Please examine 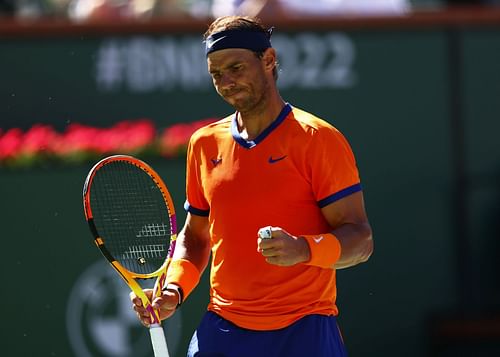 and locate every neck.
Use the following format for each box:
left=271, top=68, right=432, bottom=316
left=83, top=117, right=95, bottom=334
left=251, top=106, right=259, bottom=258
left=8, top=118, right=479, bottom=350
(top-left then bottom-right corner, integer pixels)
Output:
left=236, top=95, right=286, bottom=141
